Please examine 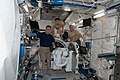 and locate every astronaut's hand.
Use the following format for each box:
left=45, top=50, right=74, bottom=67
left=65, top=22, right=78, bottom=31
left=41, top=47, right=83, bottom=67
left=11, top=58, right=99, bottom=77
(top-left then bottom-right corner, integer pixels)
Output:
left=53, top=45, right=56, bottom=49
left=68, top=37, right=73, bottom=42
